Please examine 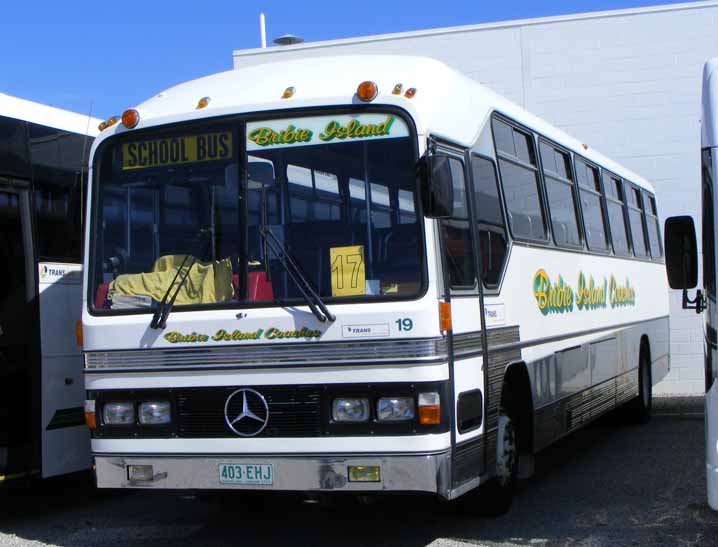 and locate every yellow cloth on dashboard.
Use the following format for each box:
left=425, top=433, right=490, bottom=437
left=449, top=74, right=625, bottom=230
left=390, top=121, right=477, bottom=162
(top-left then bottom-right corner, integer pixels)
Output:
left=108, top=255, right=233, bottom=305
